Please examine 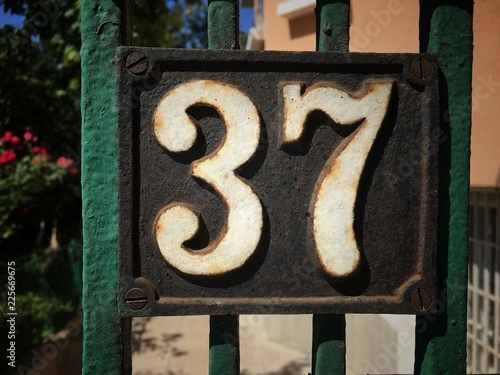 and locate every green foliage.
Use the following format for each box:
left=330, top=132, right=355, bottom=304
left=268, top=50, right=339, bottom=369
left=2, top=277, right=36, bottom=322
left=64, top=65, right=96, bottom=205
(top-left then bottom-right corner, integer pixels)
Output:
left=0, top=126, right=79, bottom=244
left=0, top=244, right=82, bottom=374
left=134, top=0, right=207, bottom=48
left=14, top=292, right=74, bottom=346
left=0, top=26, right=80, bottom=147
left=0, top=21, right=81, bottom=252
